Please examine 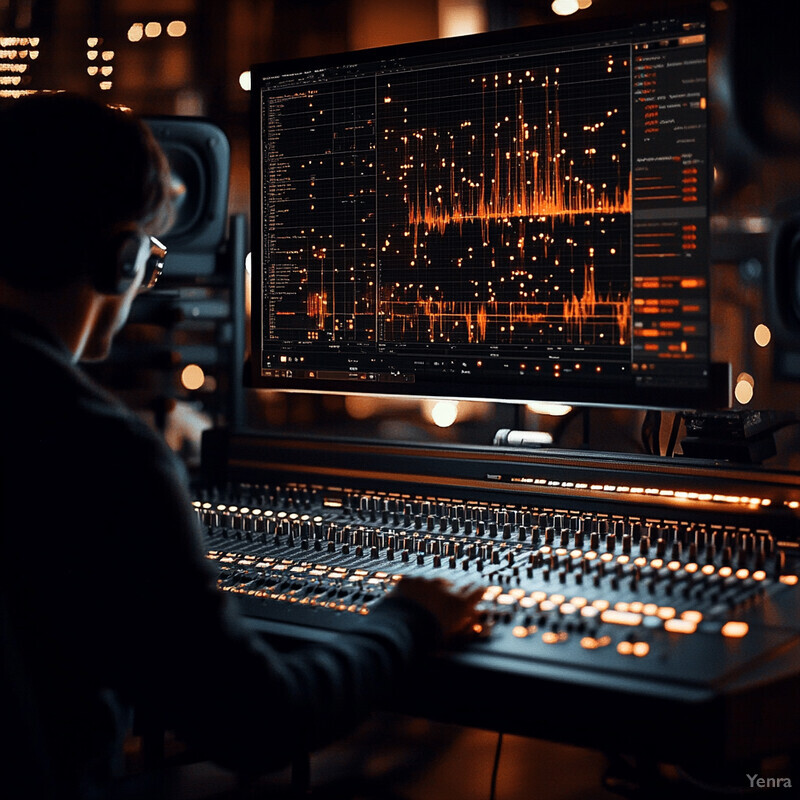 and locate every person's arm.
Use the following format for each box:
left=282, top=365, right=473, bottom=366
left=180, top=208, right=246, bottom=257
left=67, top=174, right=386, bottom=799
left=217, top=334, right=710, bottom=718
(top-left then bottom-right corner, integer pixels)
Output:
left=84, top=425, right=481, bottom=774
